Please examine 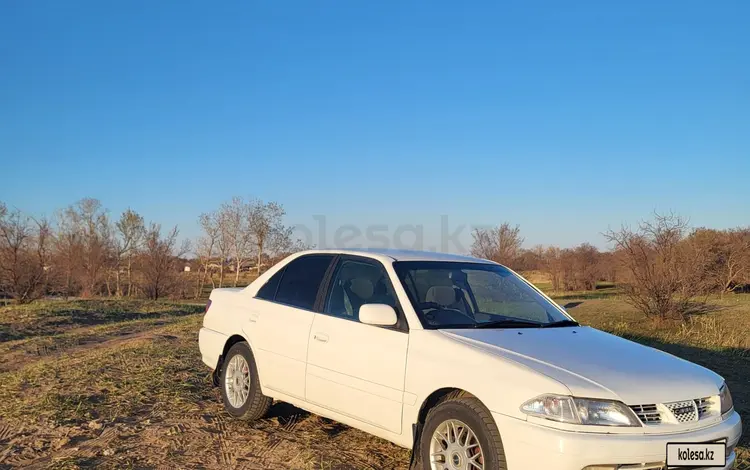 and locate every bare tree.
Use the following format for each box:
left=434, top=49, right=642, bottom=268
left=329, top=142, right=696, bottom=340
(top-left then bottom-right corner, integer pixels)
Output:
left=215, top=209, right=232, bottom=288
left=470, top=227, right=497, bottom=261
left=604, top=212, right=705, bottom=319
left=470, top=222, right=524, bottom=268
left=57, top=199, right=113, bottom=297
left=221, top=197, right=254, bottom=287
left=195, top=212, right=220, bottom=297
left=114, top=209, right=145, bottom=297
left=0, top=204, right=51, bottom=303
left=547, top=246, right=564, bottom=292
left=248, top=200, right=287, bottom=276
left=140, top=224, right=184, bottom=300
left=54, top=208, right=82, bottom=299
